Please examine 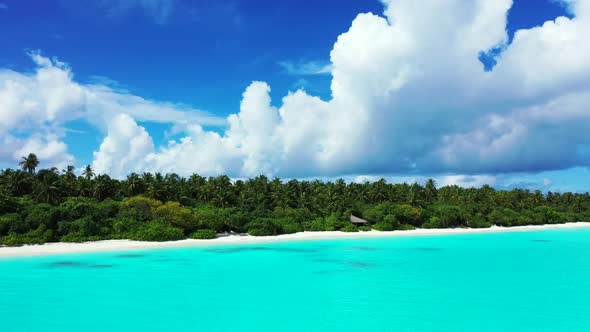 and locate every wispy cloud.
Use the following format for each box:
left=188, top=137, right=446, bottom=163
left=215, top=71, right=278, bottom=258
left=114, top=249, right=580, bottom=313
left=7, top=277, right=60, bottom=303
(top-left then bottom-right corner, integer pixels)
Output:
left=292, top=78, right=310, bottom=90
left=278, top=60, right=333, bottom=76
left=101, top=0, right=174, bottom=25
left=550, top=0, right=575, bottom=14
left=87, top=75, right=128, bottom=91
left=0, top=3, right=8, bottom=10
